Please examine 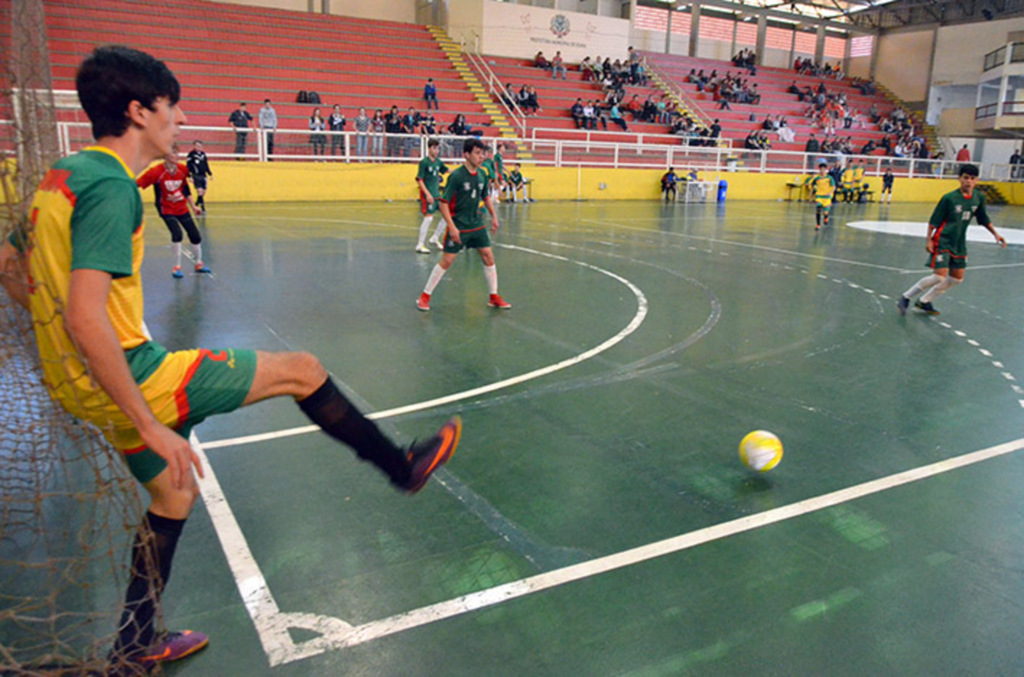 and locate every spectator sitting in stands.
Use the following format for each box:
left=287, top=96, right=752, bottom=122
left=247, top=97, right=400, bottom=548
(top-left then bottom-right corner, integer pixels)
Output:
left=778, top=123, right=795, bottom=145
left=788, top=81, right=801, bottom=96
left=571, top=98, right=585, bottom=128
left=551, top=51, right=567, bottom=80
left=860, top=139, right=876, bottom=155
left=518, top=85, right=533, bottom=114
left=535, top=51, right=550, bottom=70
left=420, top=113, right=437, bottom=136
left=626, top=95, right=643, bottom=121
left=525, top=85, right=541, bottom=114
left=448, top=113, right=478, bottom=138
left=641, top=96, right=657, bottom=123
left=609, top=103, right=628, bottom=131
left=581, top=56, right=594, bottom=81
left=582, top=100, right=597, bottom=129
